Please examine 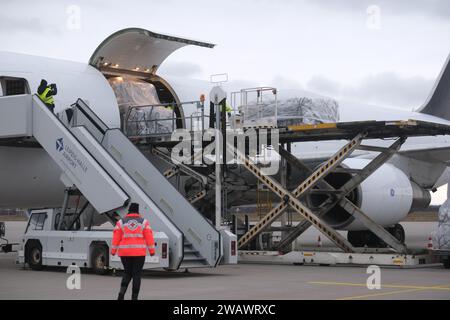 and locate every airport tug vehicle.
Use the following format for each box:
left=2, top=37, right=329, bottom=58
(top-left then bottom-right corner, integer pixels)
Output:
left=20, top=208, right=169, bottom=273
left=0, top=221, right=19, bottom=254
